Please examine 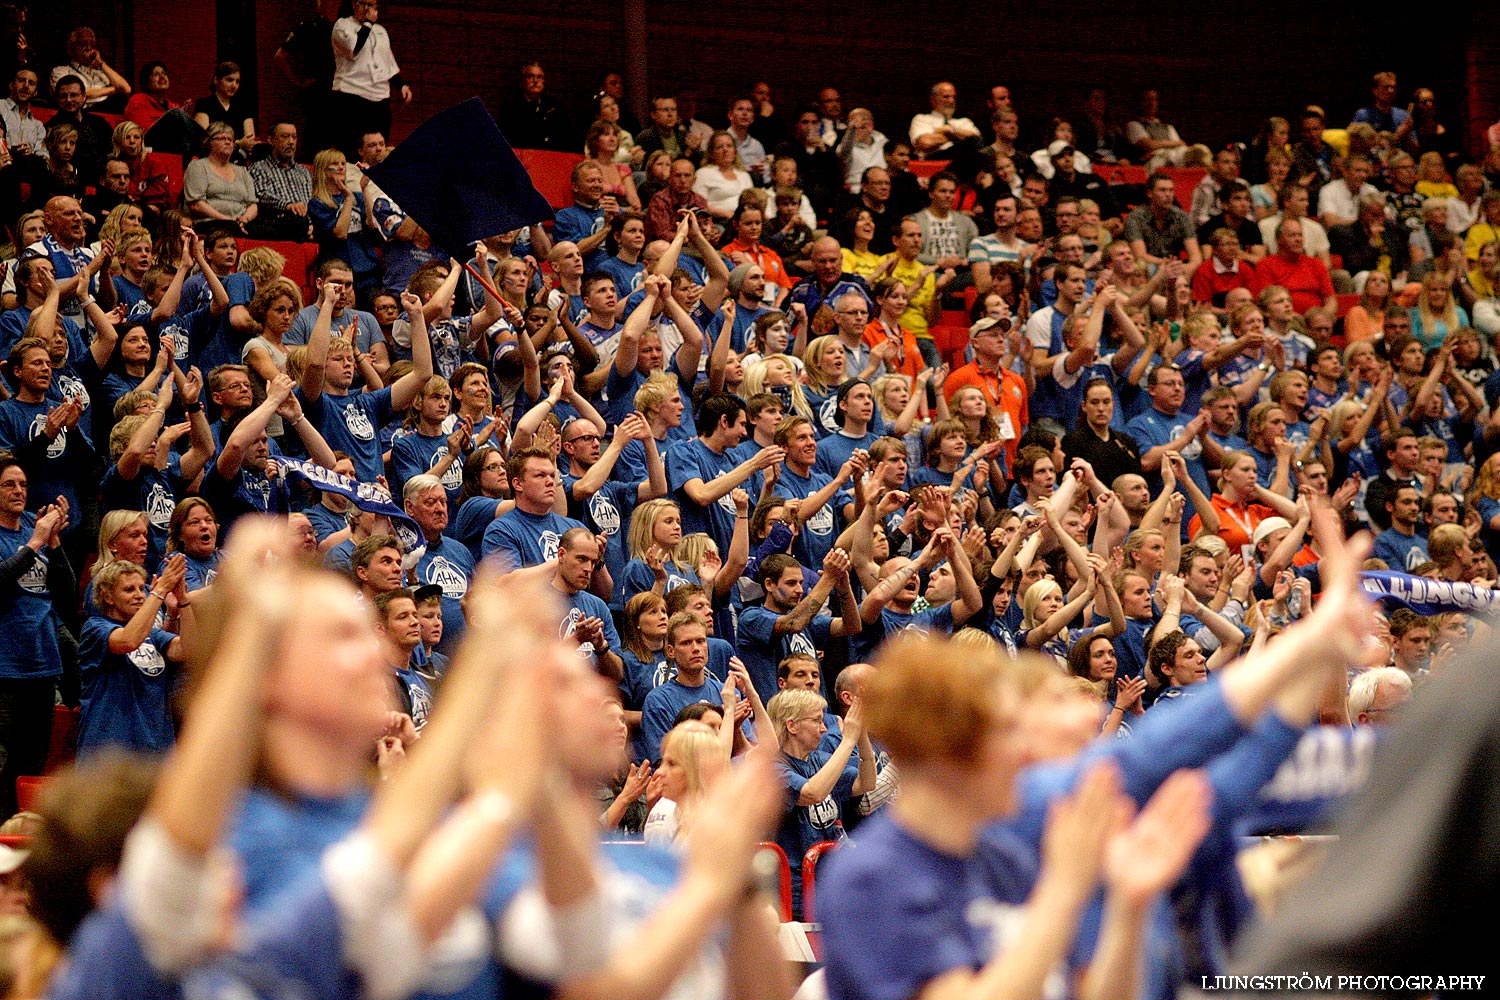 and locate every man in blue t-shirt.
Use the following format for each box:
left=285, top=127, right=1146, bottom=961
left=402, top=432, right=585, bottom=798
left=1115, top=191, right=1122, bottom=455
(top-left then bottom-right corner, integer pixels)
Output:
left=665, top=392, right=780, bottom=555
left=1125, top=364, right=1213, bottom=525
left=297, top=285, right=432, bottom=484
left=553, top=160, right=614, bottom=270
left=404, top=474, right=474, bottom=655
left=550, top=527, right=623, bottom=680
left=1372, top=485, right=1429, bottom=572
left=283, top=260, right=381, bottom=349
left=639, top=610, right=724, bottom=763
left=736, top=551, right=862, bottom=704
left=484, top=446, right=588, bottom=569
